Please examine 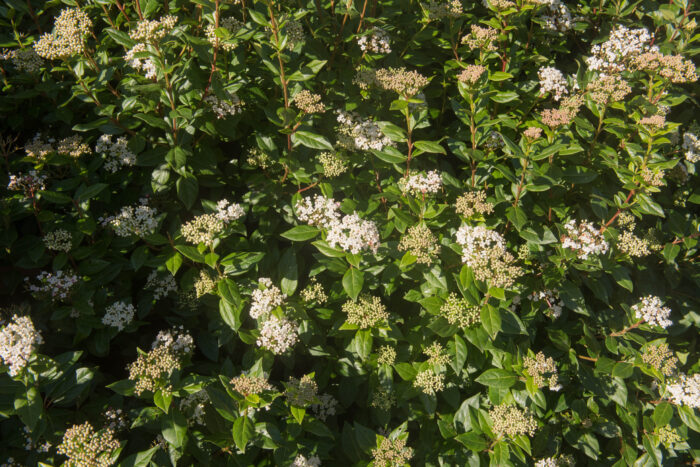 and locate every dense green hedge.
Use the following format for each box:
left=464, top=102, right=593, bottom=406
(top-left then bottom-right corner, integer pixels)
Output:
left=1, top=0, right=699, bottom=465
